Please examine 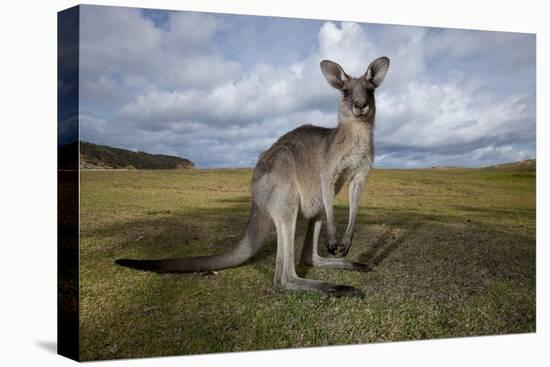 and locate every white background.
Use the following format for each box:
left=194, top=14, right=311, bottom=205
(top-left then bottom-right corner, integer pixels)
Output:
left=0, top=0, right=548, bottom=365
